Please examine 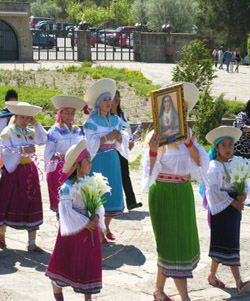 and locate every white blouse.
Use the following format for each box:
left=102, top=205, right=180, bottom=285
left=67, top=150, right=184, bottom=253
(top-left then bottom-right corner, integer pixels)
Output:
left=44, top=124, right=83, bottom=172
left=206, top=159, right=250, bottom=215
left=0, top=123, right=47, bottom=173
left=59, top=179, right=106, bottom=236
left=141, top=128, right=209, bottom=192
left=118, top=112, right=133, bottom=160
left=0, top=118, right=8, bottom=134
left=83, top=113, right=129, bottom=160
